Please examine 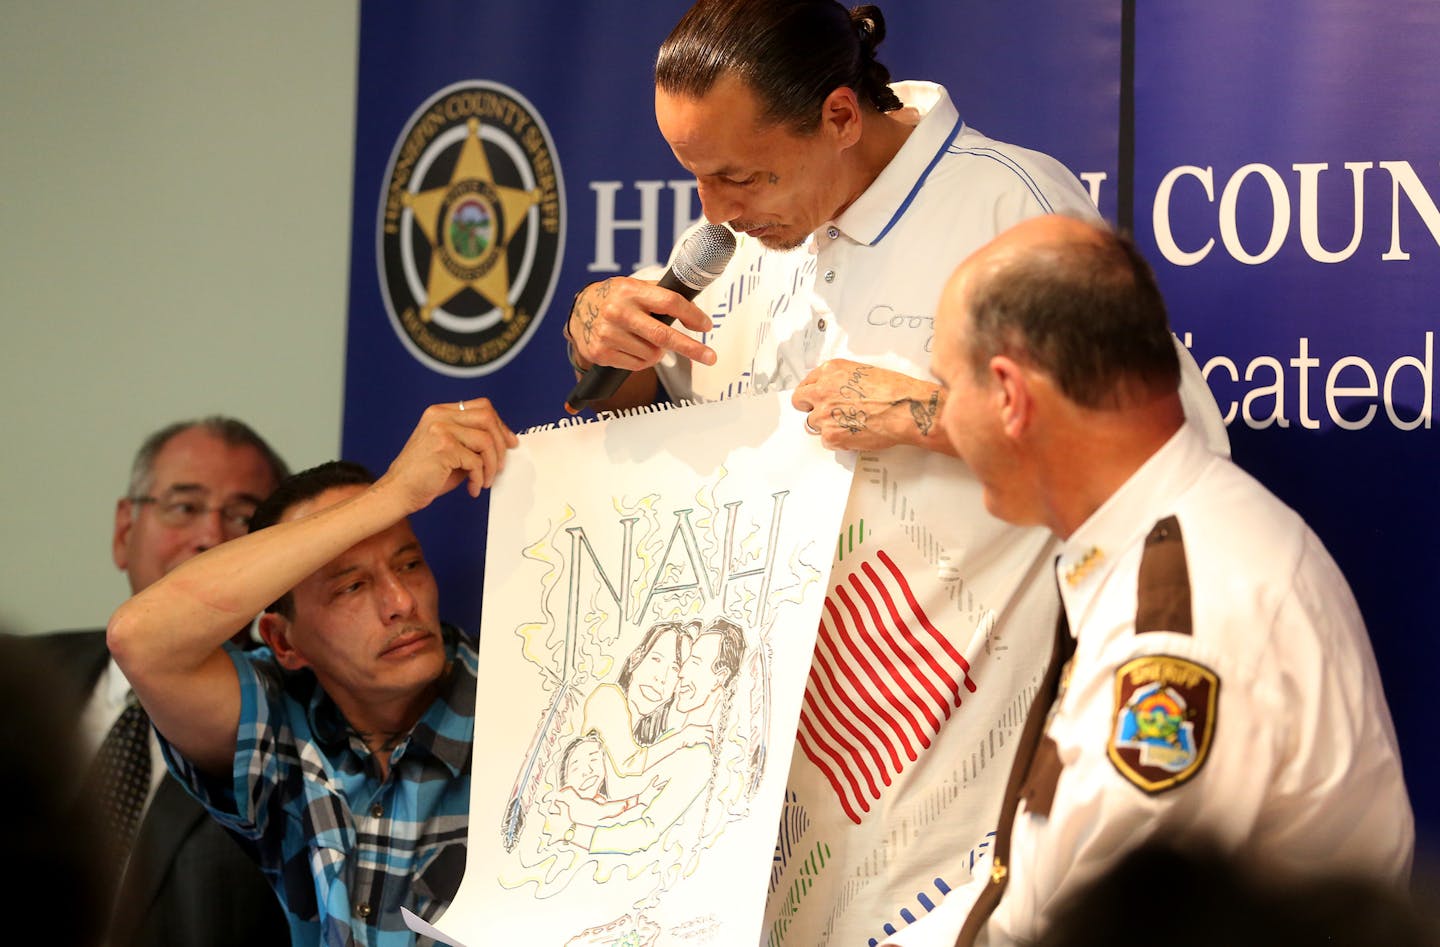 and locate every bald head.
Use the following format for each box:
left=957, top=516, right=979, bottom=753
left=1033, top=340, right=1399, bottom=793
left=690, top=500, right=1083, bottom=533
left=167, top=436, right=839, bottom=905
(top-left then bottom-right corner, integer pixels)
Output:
left=932, top=215, right=1189, bottom=535
left=938, top=214, right=1180, bottom=410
